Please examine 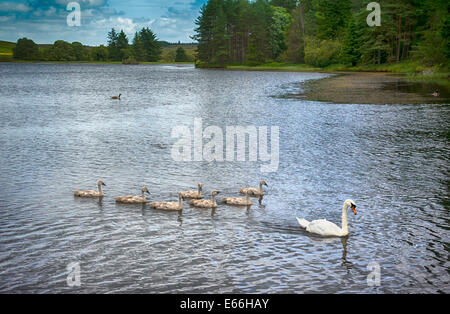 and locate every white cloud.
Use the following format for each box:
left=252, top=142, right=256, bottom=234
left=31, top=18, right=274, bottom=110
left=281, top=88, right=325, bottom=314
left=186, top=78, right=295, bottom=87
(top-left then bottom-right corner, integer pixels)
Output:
left=0, top=2, right=32, bottom=13
left=0, top=14, right=14, bottom=22
left=33, top=6, right=57, bottom=17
